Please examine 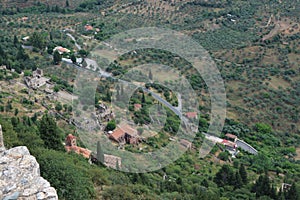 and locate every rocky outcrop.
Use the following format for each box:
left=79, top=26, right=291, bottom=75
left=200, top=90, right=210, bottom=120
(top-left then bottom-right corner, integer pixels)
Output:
left=0, top=146, right=58, bottom=200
